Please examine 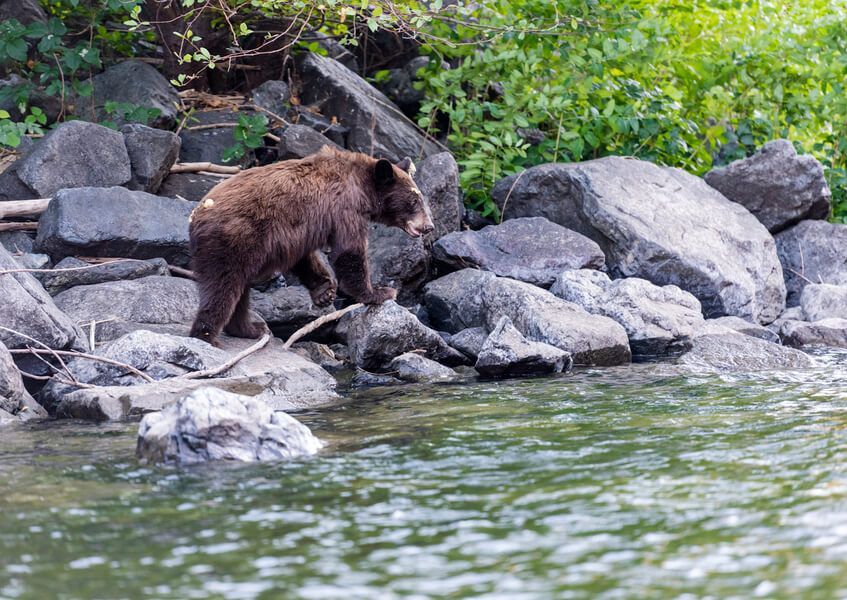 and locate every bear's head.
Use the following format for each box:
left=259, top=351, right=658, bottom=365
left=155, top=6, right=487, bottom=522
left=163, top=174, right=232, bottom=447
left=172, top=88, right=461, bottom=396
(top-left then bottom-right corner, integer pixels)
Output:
left=372, top=157, right=435, bottom=238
